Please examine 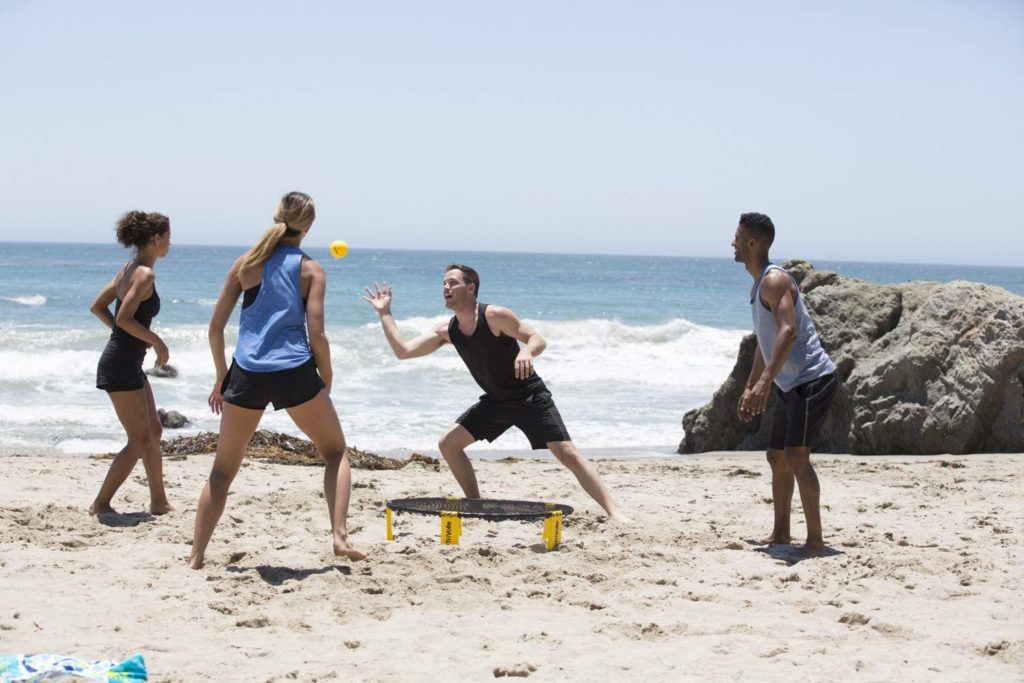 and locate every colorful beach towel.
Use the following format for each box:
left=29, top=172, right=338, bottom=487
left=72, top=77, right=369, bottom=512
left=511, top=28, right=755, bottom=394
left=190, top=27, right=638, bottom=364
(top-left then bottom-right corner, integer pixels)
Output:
left=0, top=653, right=147, bottom=682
